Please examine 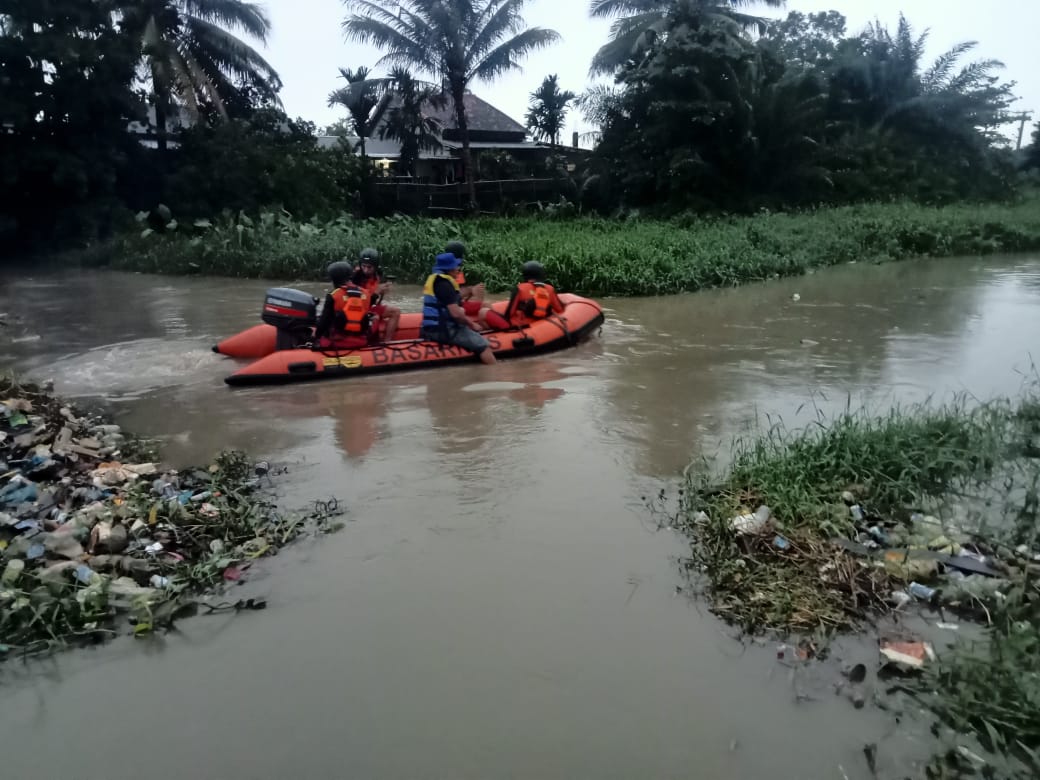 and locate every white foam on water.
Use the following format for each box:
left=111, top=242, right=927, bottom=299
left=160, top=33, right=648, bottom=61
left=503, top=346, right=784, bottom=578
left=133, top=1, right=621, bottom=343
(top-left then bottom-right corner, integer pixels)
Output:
left=461, top=381, right=527, bottom=393
left=34, top=337, right=222, bottom=398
